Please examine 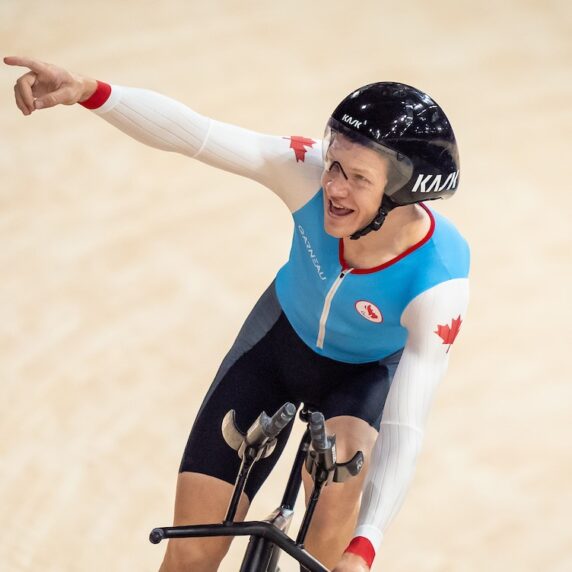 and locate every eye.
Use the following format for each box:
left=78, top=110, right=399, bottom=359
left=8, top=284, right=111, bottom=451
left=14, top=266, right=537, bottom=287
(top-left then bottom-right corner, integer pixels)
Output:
left=354, top=173, right=372, bottom=185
